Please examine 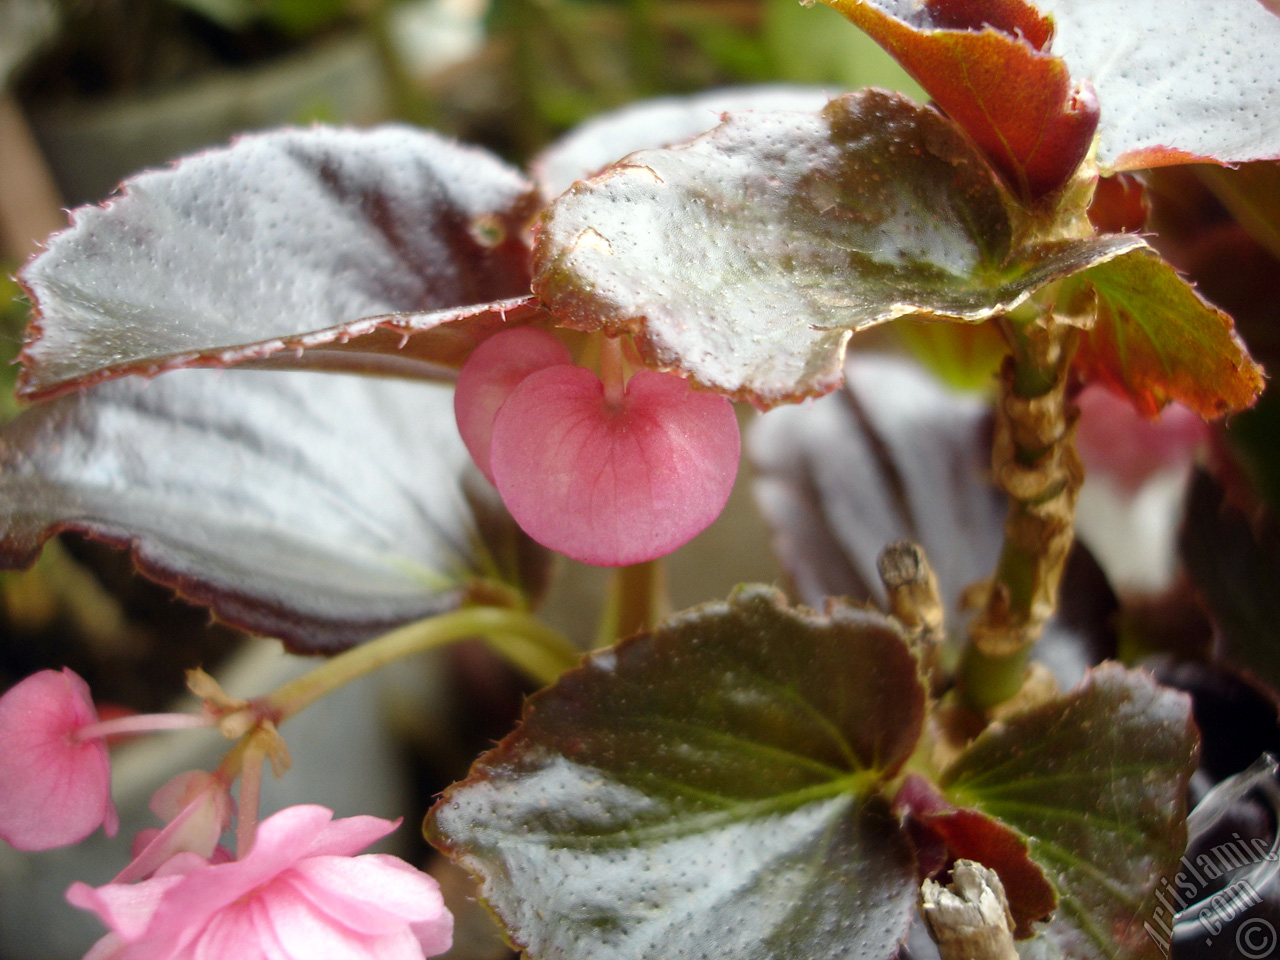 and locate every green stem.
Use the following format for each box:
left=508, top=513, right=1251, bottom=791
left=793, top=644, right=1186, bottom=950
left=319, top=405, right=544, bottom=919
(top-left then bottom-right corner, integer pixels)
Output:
left=599, top=558, right=668, bottom=645
left=960, top=317, right=1082, bottom=712
left=262, top=607, right=579, bottom=723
